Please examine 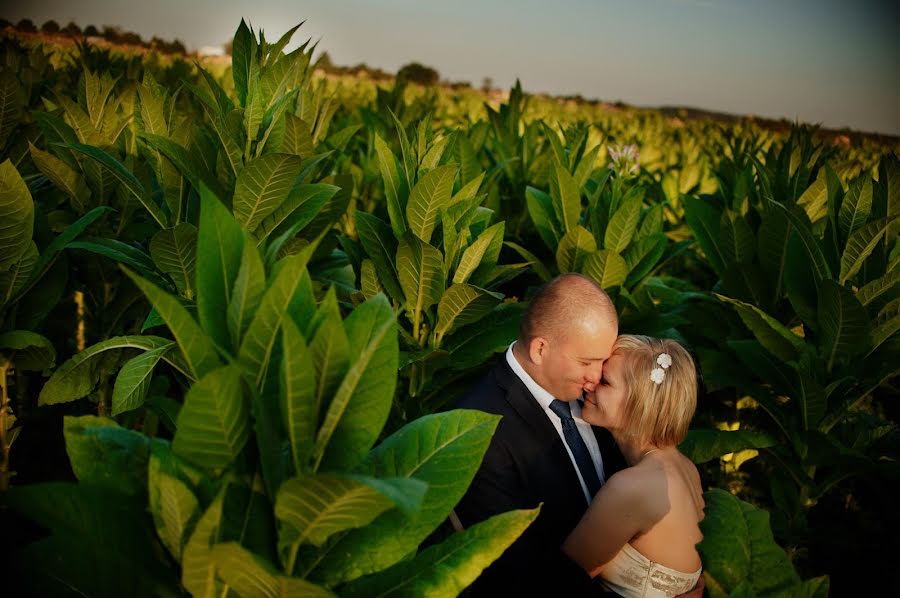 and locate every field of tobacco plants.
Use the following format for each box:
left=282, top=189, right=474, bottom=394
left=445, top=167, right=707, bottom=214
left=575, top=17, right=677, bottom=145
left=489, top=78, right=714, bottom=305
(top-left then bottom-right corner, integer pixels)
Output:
left=0, top=20, right=897, bottom=597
